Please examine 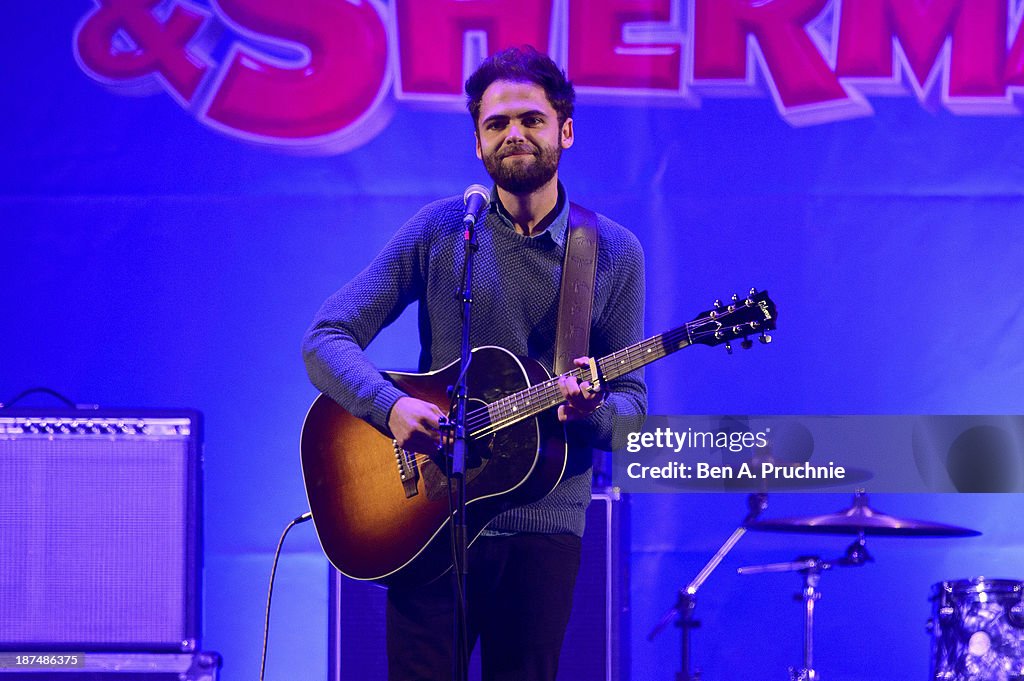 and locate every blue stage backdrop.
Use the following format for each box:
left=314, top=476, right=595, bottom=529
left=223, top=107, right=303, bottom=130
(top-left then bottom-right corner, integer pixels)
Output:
left=4, top=2, right=1024, bottom=680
